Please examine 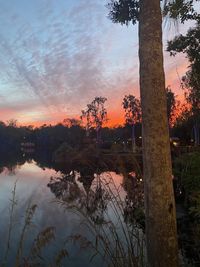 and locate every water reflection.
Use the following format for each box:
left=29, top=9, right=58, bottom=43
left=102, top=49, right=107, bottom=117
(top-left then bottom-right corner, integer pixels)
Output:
left=47, top=170, right=145, bottom=266
left=0, top=153, right=144, bottom=267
